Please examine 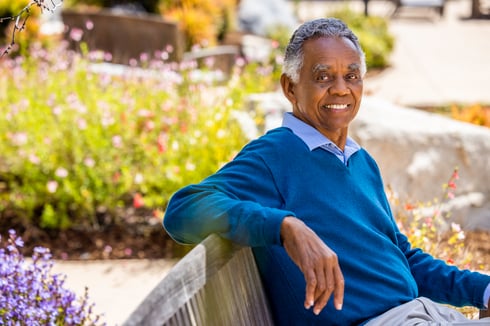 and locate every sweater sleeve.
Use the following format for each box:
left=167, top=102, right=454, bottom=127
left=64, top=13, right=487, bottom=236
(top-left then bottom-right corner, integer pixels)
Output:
left=396, top=231, right=490, bottom=309
left=163, top=144, right=295, bottom=247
